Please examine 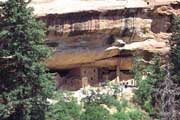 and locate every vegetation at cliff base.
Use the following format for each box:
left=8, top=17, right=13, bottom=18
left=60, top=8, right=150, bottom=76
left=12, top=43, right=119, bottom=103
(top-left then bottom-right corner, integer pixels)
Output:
left=45, top=92, right=150, bottom=120
left=133, top=55, right=165, bottom=118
